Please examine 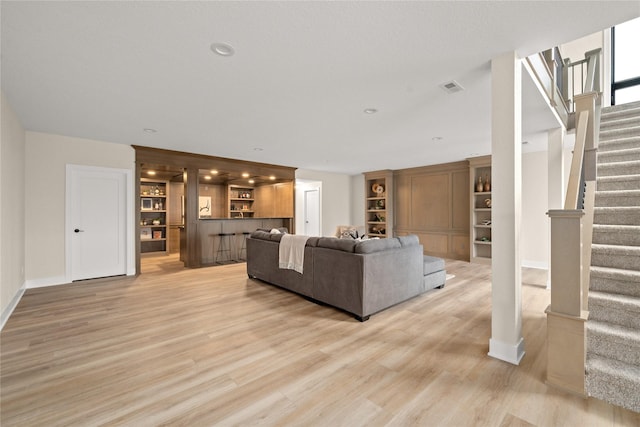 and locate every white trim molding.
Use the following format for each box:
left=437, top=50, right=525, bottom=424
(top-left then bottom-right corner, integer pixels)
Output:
left=489, top=337, right=526, bottom=365
left=1, top=282, right=26, bottom=331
